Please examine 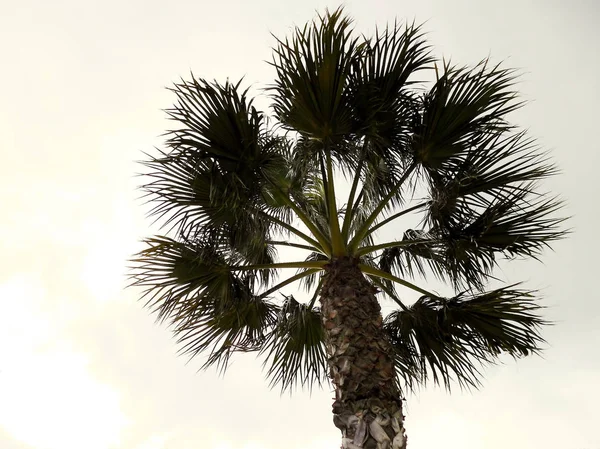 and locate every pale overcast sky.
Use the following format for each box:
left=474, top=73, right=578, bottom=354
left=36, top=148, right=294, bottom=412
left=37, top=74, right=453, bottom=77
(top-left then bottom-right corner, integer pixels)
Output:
left=1, top=0, right=598, bottom=448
